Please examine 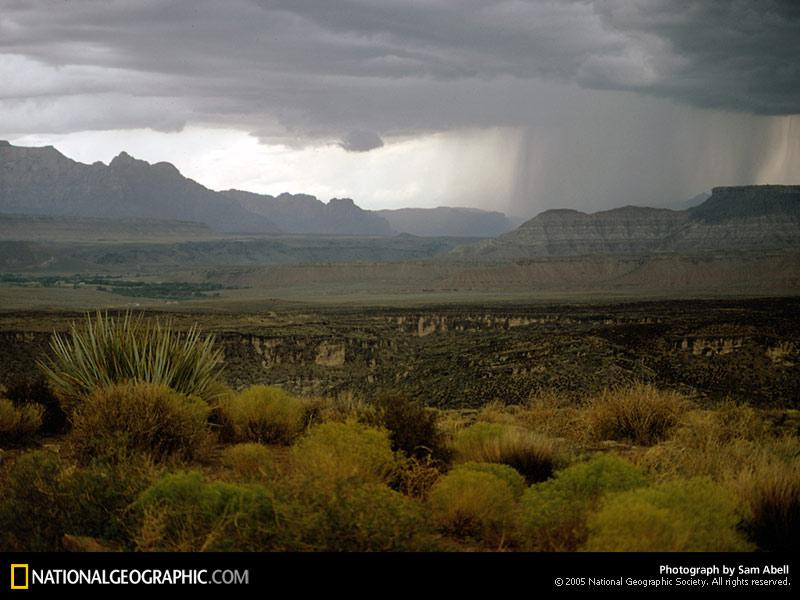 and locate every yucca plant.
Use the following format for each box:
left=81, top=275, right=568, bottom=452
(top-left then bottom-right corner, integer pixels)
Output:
left=38, top=311, right=225, bottom=411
